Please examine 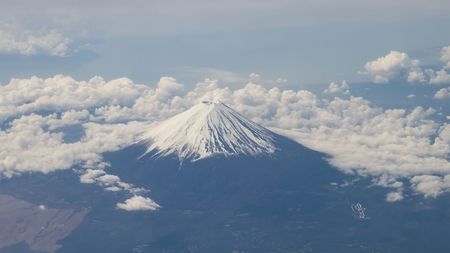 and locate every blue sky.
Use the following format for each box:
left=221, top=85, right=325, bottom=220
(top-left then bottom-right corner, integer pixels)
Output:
left=0, top=0, right=449, bottom=87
